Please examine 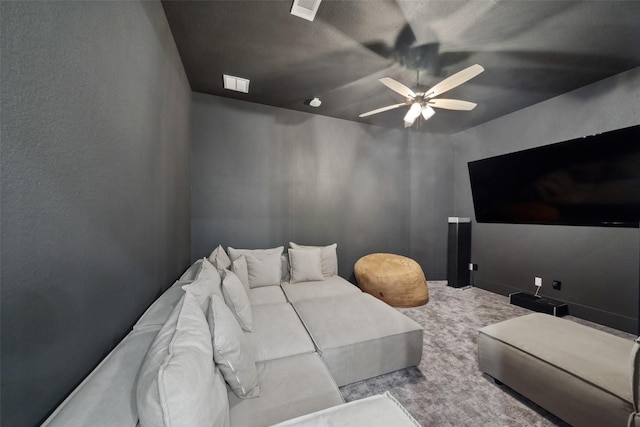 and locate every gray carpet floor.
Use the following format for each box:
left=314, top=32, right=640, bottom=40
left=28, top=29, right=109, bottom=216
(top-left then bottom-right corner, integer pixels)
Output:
left=339, top=281, right=634, bottom=427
